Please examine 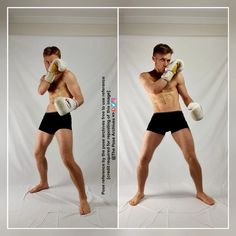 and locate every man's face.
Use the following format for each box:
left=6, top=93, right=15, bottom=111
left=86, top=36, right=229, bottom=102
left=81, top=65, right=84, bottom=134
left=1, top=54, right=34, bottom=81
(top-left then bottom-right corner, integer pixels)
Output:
left=44, top=54, right=59, bottom=71
left=152, top=53, right=172, bottom=73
